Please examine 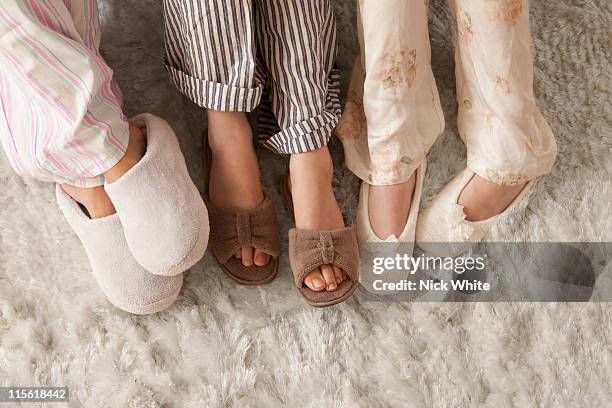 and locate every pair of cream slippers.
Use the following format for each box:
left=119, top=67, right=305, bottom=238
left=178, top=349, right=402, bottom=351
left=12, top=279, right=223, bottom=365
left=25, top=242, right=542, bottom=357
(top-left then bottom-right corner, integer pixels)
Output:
left=56, top=114, right=209, bottom=315
left=356, top=160, right=534, bottom=256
